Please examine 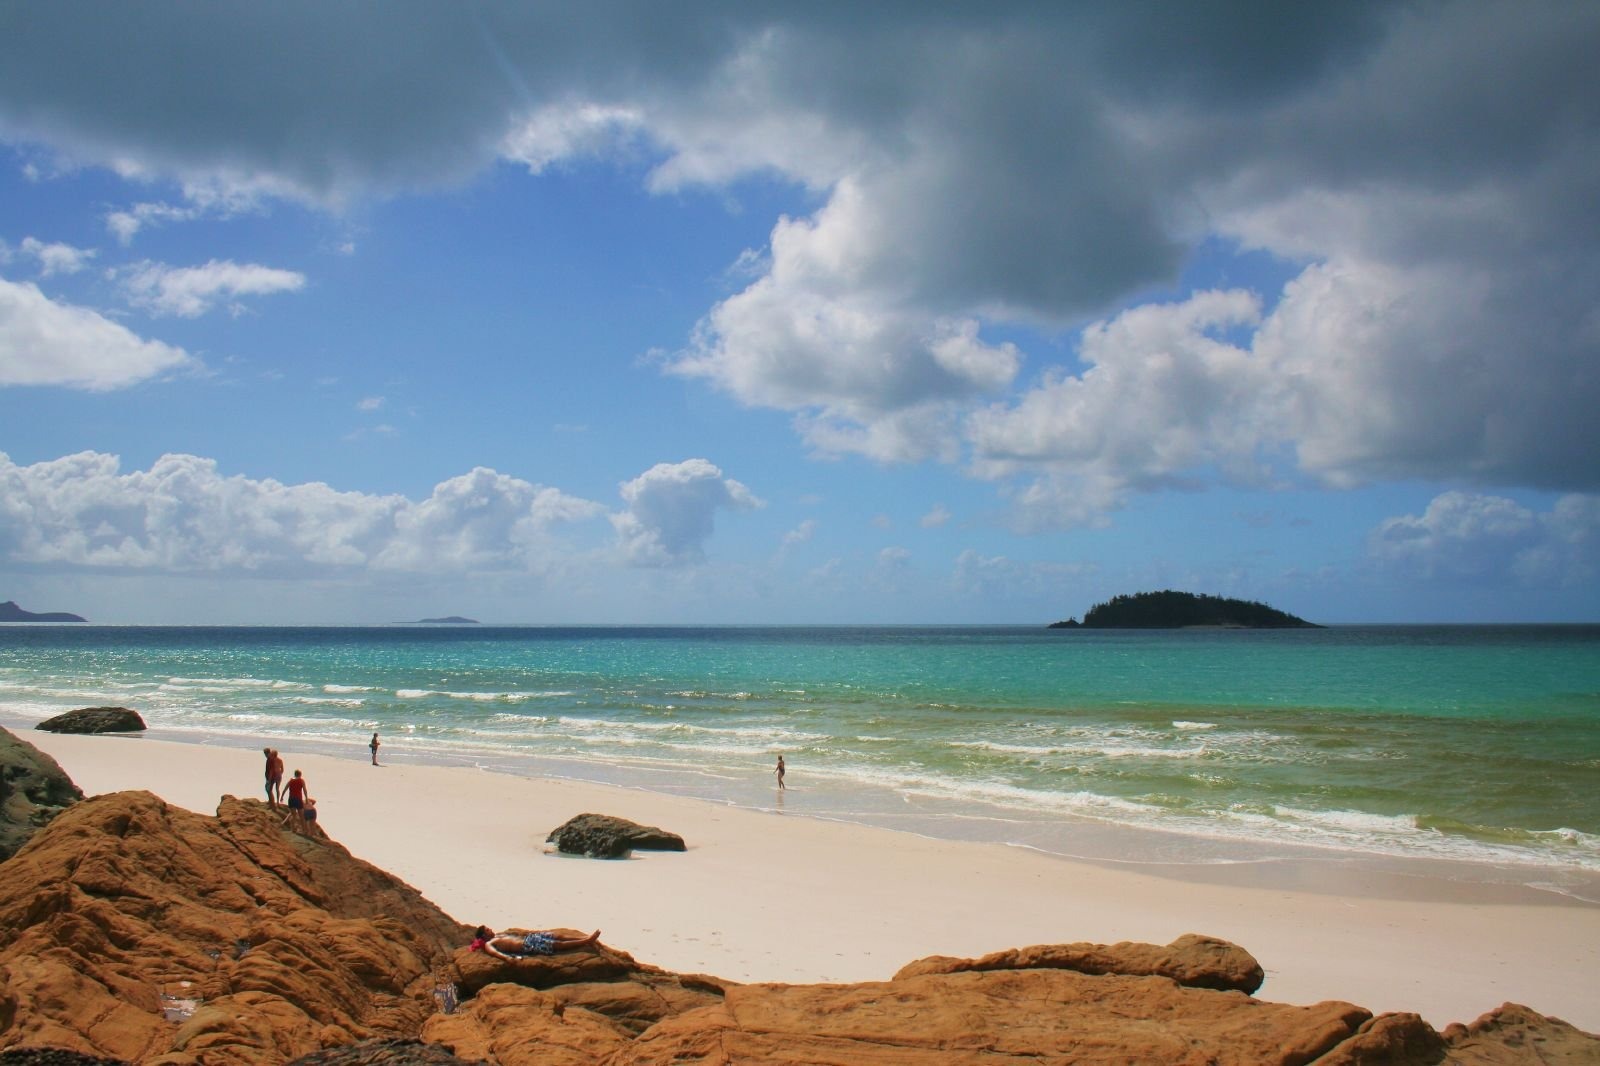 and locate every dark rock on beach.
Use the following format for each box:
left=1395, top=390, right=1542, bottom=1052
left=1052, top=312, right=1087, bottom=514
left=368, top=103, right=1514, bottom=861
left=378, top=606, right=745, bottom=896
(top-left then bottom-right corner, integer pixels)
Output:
left=34, top=707, right=147, bottom=734
left=0, top=727, right=84, bottom=861
left=545, top=812, right=686, bottom=859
